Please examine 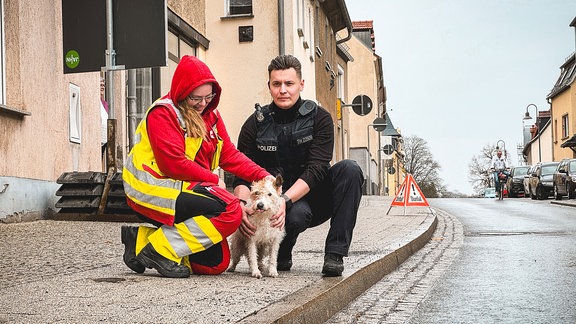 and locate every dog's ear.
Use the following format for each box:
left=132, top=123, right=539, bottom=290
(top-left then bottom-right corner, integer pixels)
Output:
left=274, top=175, right=283, bottom=190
